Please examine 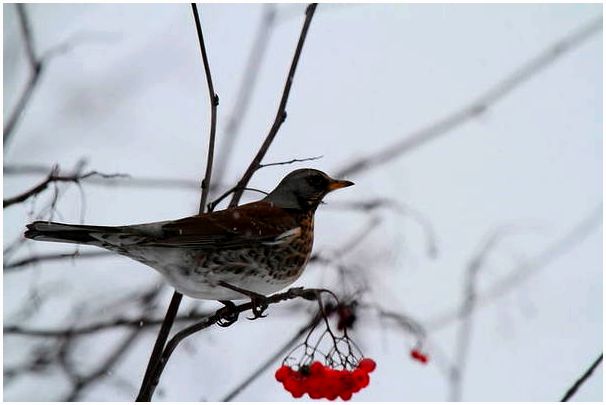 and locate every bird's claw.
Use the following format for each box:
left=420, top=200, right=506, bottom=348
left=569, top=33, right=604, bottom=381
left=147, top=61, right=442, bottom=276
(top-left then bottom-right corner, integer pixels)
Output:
left=246, top=295, right=269, bottom=320
left=216, top=282, right=269, bottom=321
left=216, top=301, right=239, bottom=327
